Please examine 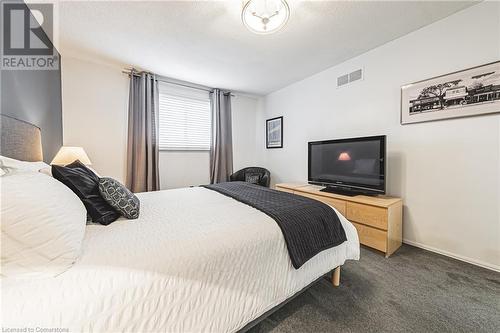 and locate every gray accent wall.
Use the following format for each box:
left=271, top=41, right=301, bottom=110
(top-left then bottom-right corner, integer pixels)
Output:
left=1, top=68, right=62, bottom=162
